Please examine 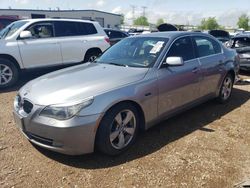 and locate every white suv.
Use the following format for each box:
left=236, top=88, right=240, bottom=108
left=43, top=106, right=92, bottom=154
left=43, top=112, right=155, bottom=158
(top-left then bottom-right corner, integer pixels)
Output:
left=0, top=19, right=110, bottom=88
